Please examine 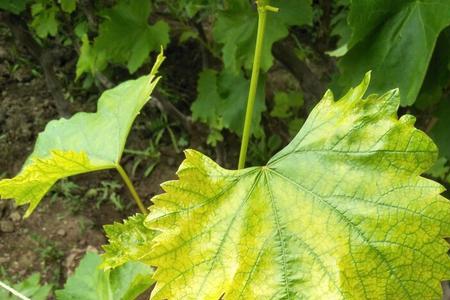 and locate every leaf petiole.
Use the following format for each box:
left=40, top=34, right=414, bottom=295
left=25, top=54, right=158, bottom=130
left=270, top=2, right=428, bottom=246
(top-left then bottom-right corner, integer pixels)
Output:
left=238, top=1, right=278, bottom=169
left=116, top=164, right=148, bottom=214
